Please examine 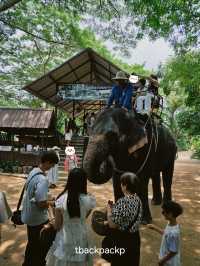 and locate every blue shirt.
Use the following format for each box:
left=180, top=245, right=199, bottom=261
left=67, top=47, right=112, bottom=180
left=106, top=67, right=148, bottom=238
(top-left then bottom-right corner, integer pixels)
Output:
left=21, top=168, right=49, bottom=226
left=107, top=83, right=134, bottom=111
